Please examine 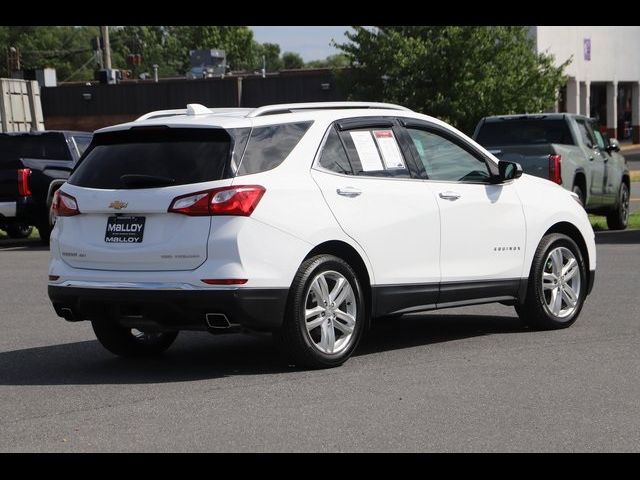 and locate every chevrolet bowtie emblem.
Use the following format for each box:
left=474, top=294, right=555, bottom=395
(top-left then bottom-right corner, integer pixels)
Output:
left=109, top=201, right=128, bottom=210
